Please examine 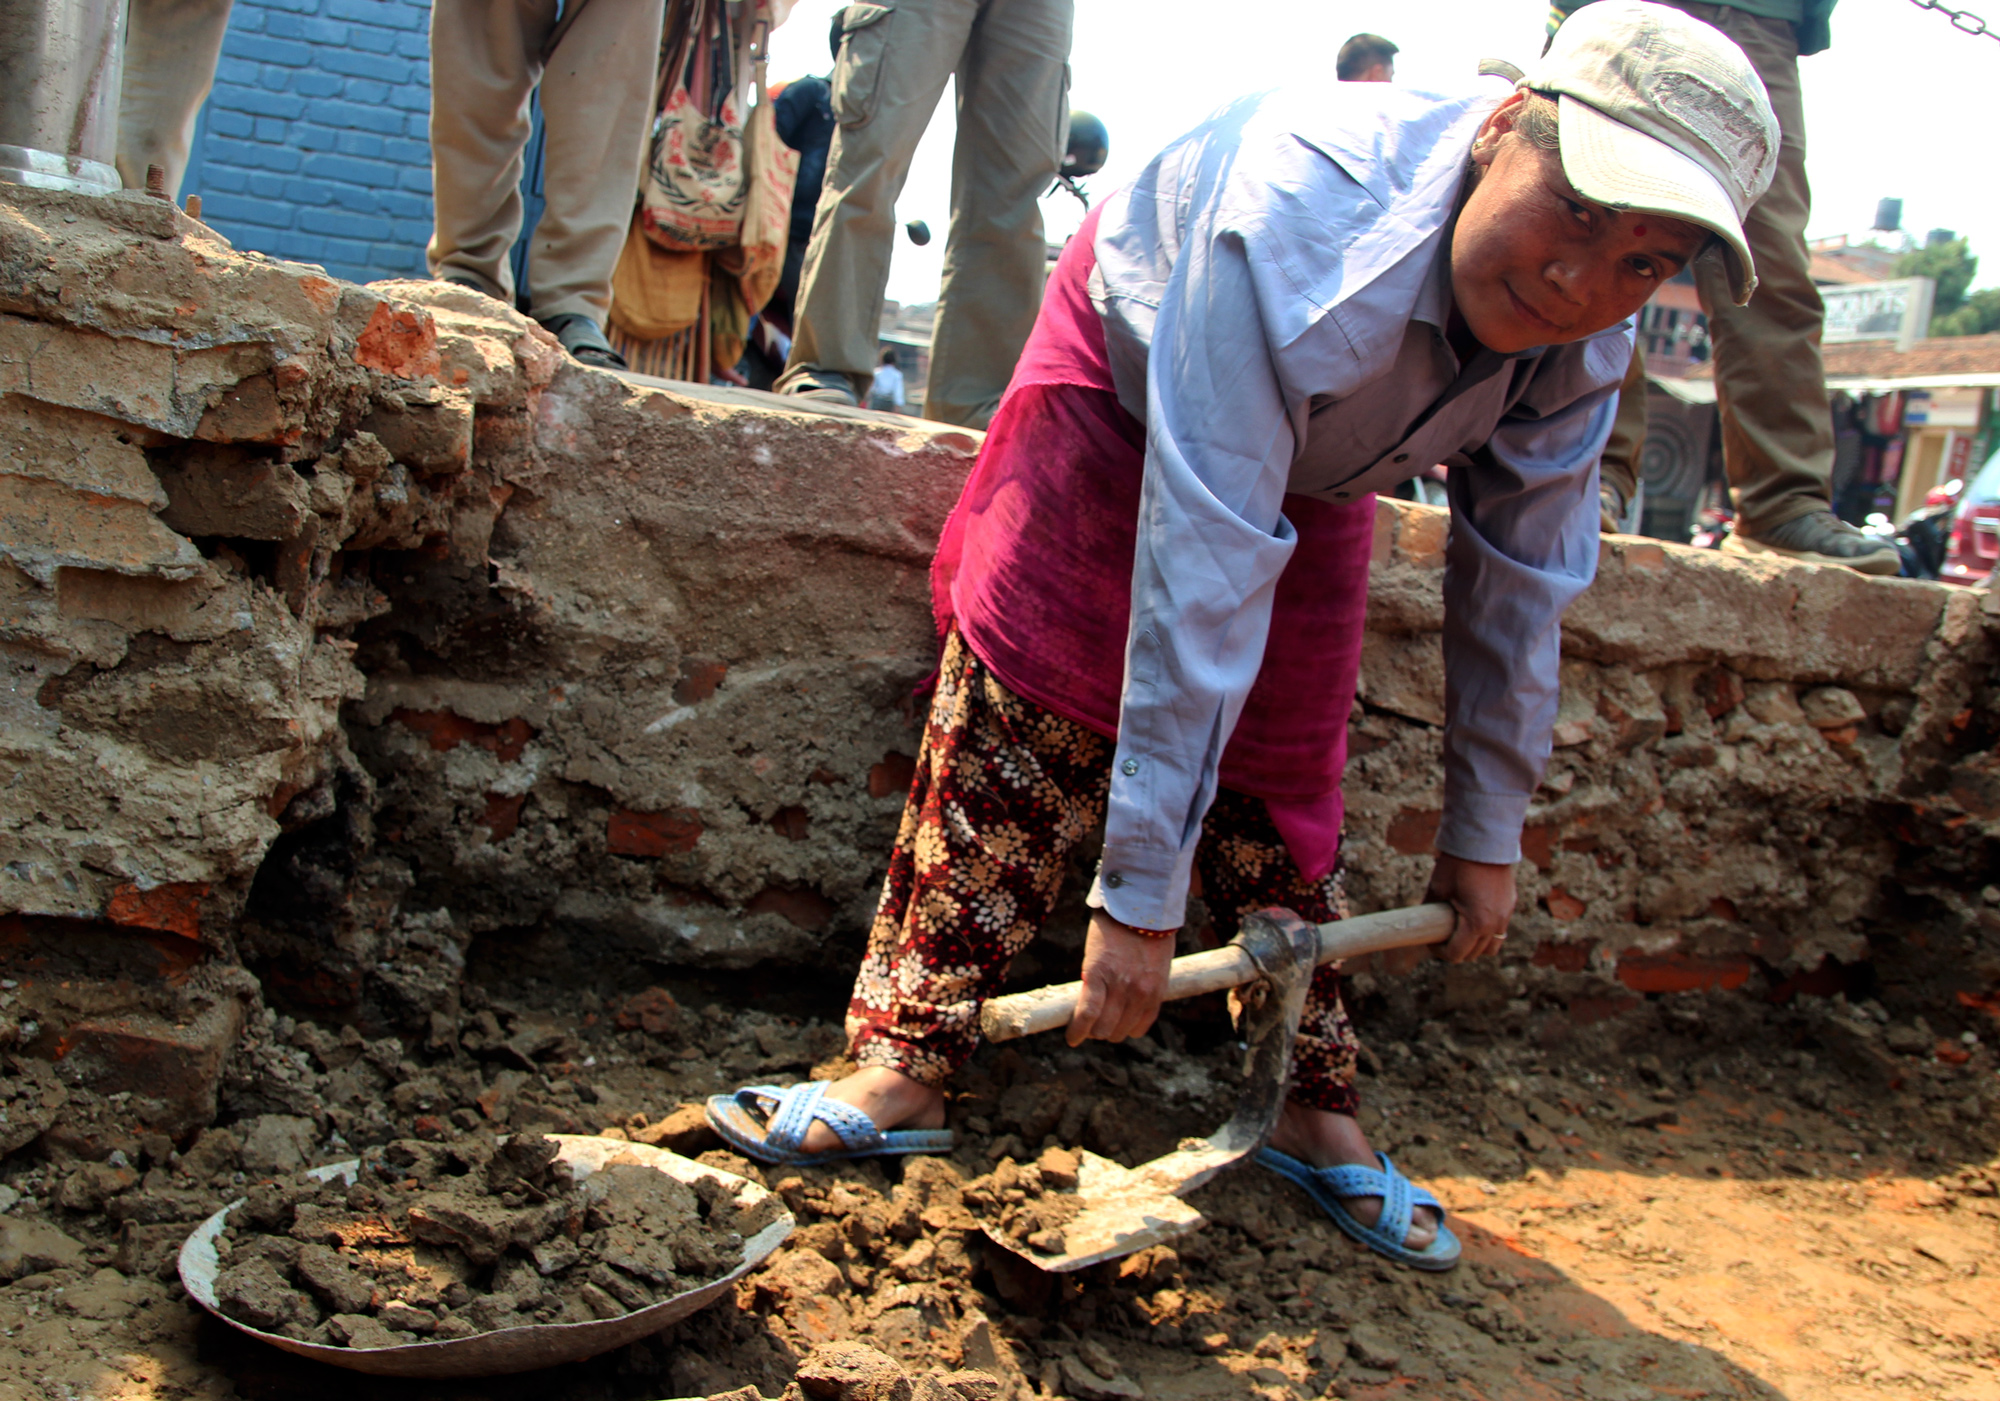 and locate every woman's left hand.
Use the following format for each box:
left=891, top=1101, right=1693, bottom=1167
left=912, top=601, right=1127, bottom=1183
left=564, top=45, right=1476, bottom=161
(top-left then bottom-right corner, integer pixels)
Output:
left=1427, top=854, right=1516, bottom=961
